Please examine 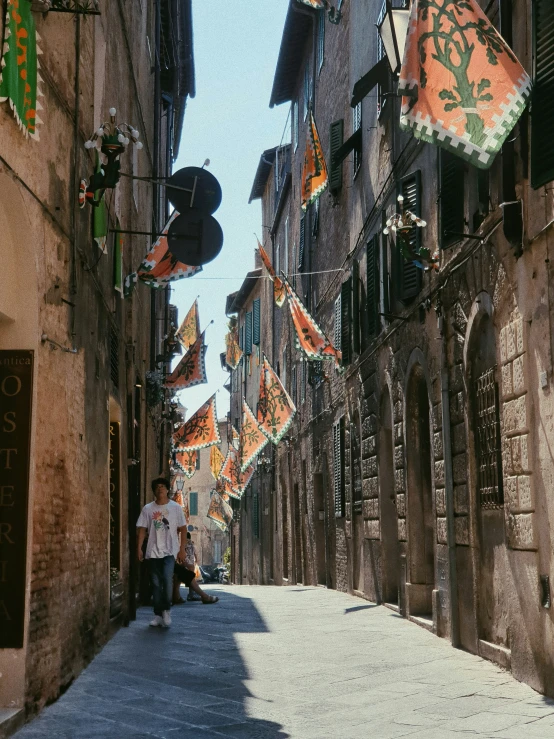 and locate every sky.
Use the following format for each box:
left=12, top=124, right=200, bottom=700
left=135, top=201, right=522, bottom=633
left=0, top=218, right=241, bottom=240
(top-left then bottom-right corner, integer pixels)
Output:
left=169, top=2, right=289, bottom=420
